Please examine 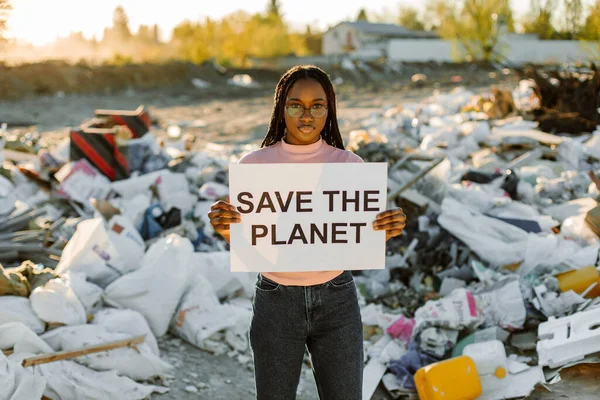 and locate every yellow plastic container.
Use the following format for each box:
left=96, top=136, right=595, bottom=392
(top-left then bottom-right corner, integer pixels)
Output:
left=415, top=356, right=482, bottom=400
left=557, top=266, right=600, bottom=298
